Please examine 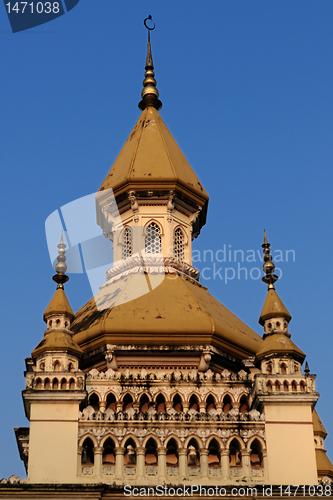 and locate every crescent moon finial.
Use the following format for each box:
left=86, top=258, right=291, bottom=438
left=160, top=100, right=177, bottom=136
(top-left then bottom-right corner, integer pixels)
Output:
left=144, top=15, right=155, bottom=31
